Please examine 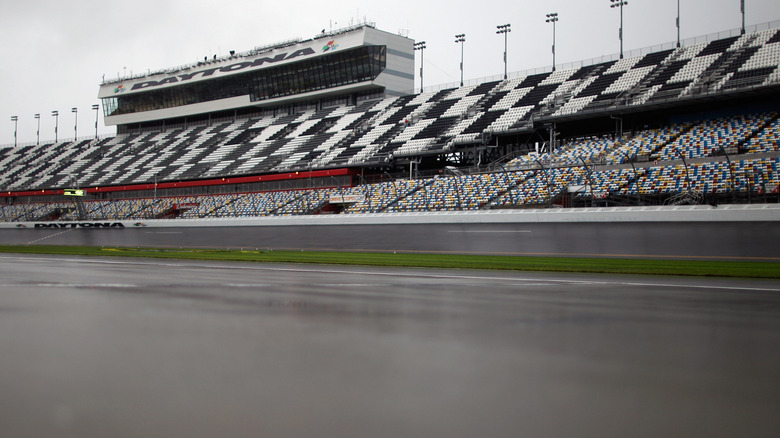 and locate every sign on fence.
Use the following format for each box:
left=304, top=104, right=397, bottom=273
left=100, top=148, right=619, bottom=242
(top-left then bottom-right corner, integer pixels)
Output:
left=329, top=194, right=365, bottom=204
